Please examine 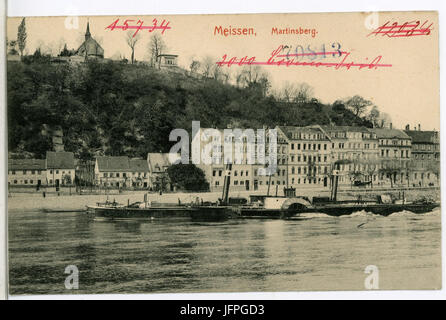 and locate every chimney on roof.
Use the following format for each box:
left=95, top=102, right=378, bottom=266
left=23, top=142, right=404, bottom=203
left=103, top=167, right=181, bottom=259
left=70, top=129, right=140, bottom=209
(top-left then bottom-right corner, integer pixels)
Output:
left=389, top=123, right=392, bottom=129
left=418, top=124, right=421, bottom=131
left=405, top=124, right=410, bottom=131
